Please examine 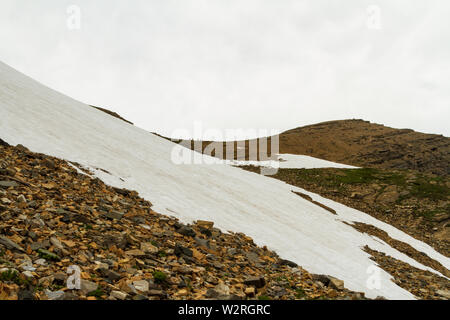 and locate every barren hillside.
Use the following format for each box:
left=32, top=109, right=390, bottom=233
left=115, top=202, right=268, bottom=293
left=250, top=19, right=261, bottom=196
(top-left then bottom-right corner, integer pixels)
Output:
left=176, top=120, right=449, bottom=176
